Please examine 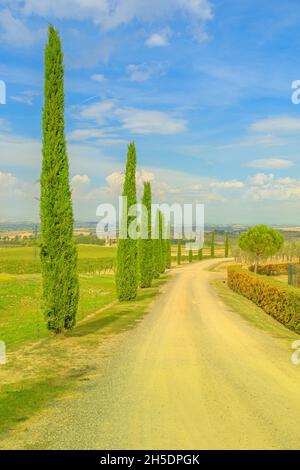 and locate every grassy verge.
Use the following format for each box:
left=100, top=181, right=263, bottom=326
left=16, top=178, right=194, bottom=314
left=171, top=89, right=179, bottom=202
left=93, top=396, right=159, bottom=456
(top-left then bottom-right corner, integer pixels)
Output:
left=0, top=274, right=116, bottom=349
left=212, top=278, right=299, bottom=343
left=0, top=275, right=168, bottom=439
